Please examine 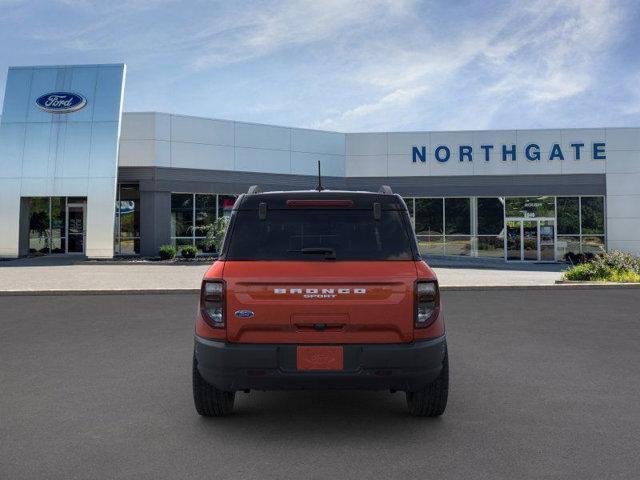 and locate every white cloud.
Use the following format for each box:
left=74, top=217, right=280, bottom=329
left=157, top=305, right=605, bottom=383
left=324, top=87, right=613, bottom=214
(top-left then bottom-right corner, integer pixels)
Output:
left=314, top=0, right=625, bottom=130
left=481, top=0, right=622, bottom=104
left=313, top=85, right=429, bottom=130
left=190, top=0, right=414, bottom=69
left=1, top=0, right=630, bottom=130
